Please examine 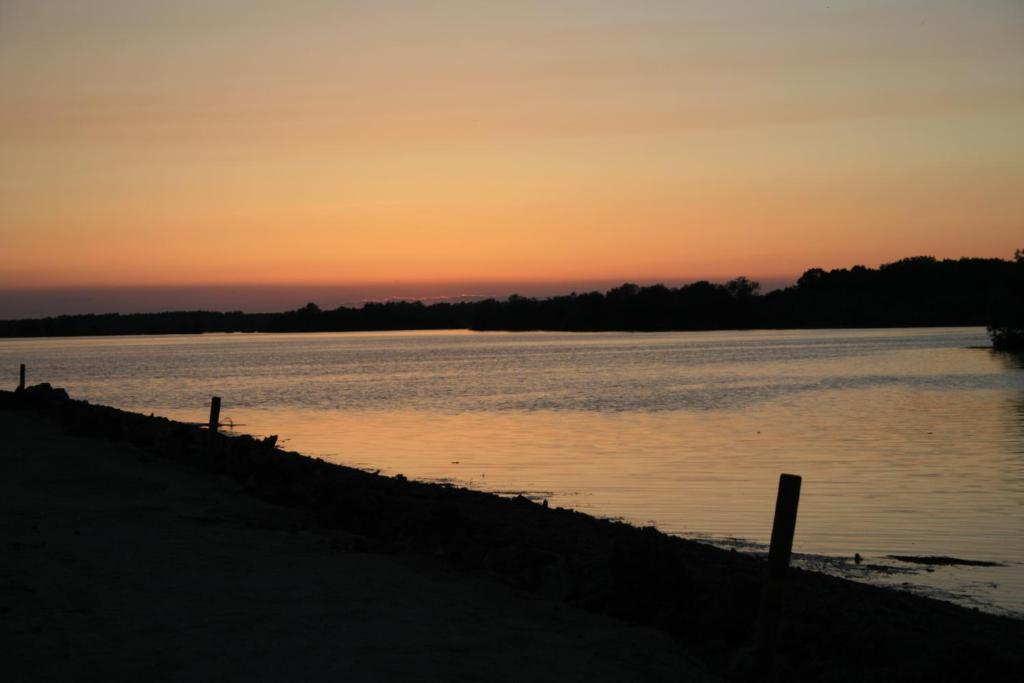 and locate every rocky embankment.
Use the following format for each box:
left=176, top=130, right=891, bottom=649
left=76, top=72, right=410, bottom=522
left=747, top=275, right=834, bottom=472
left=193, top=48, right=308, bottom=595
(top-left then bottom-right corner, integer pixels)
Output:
left=3, top=384, right=1022, bottom=682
